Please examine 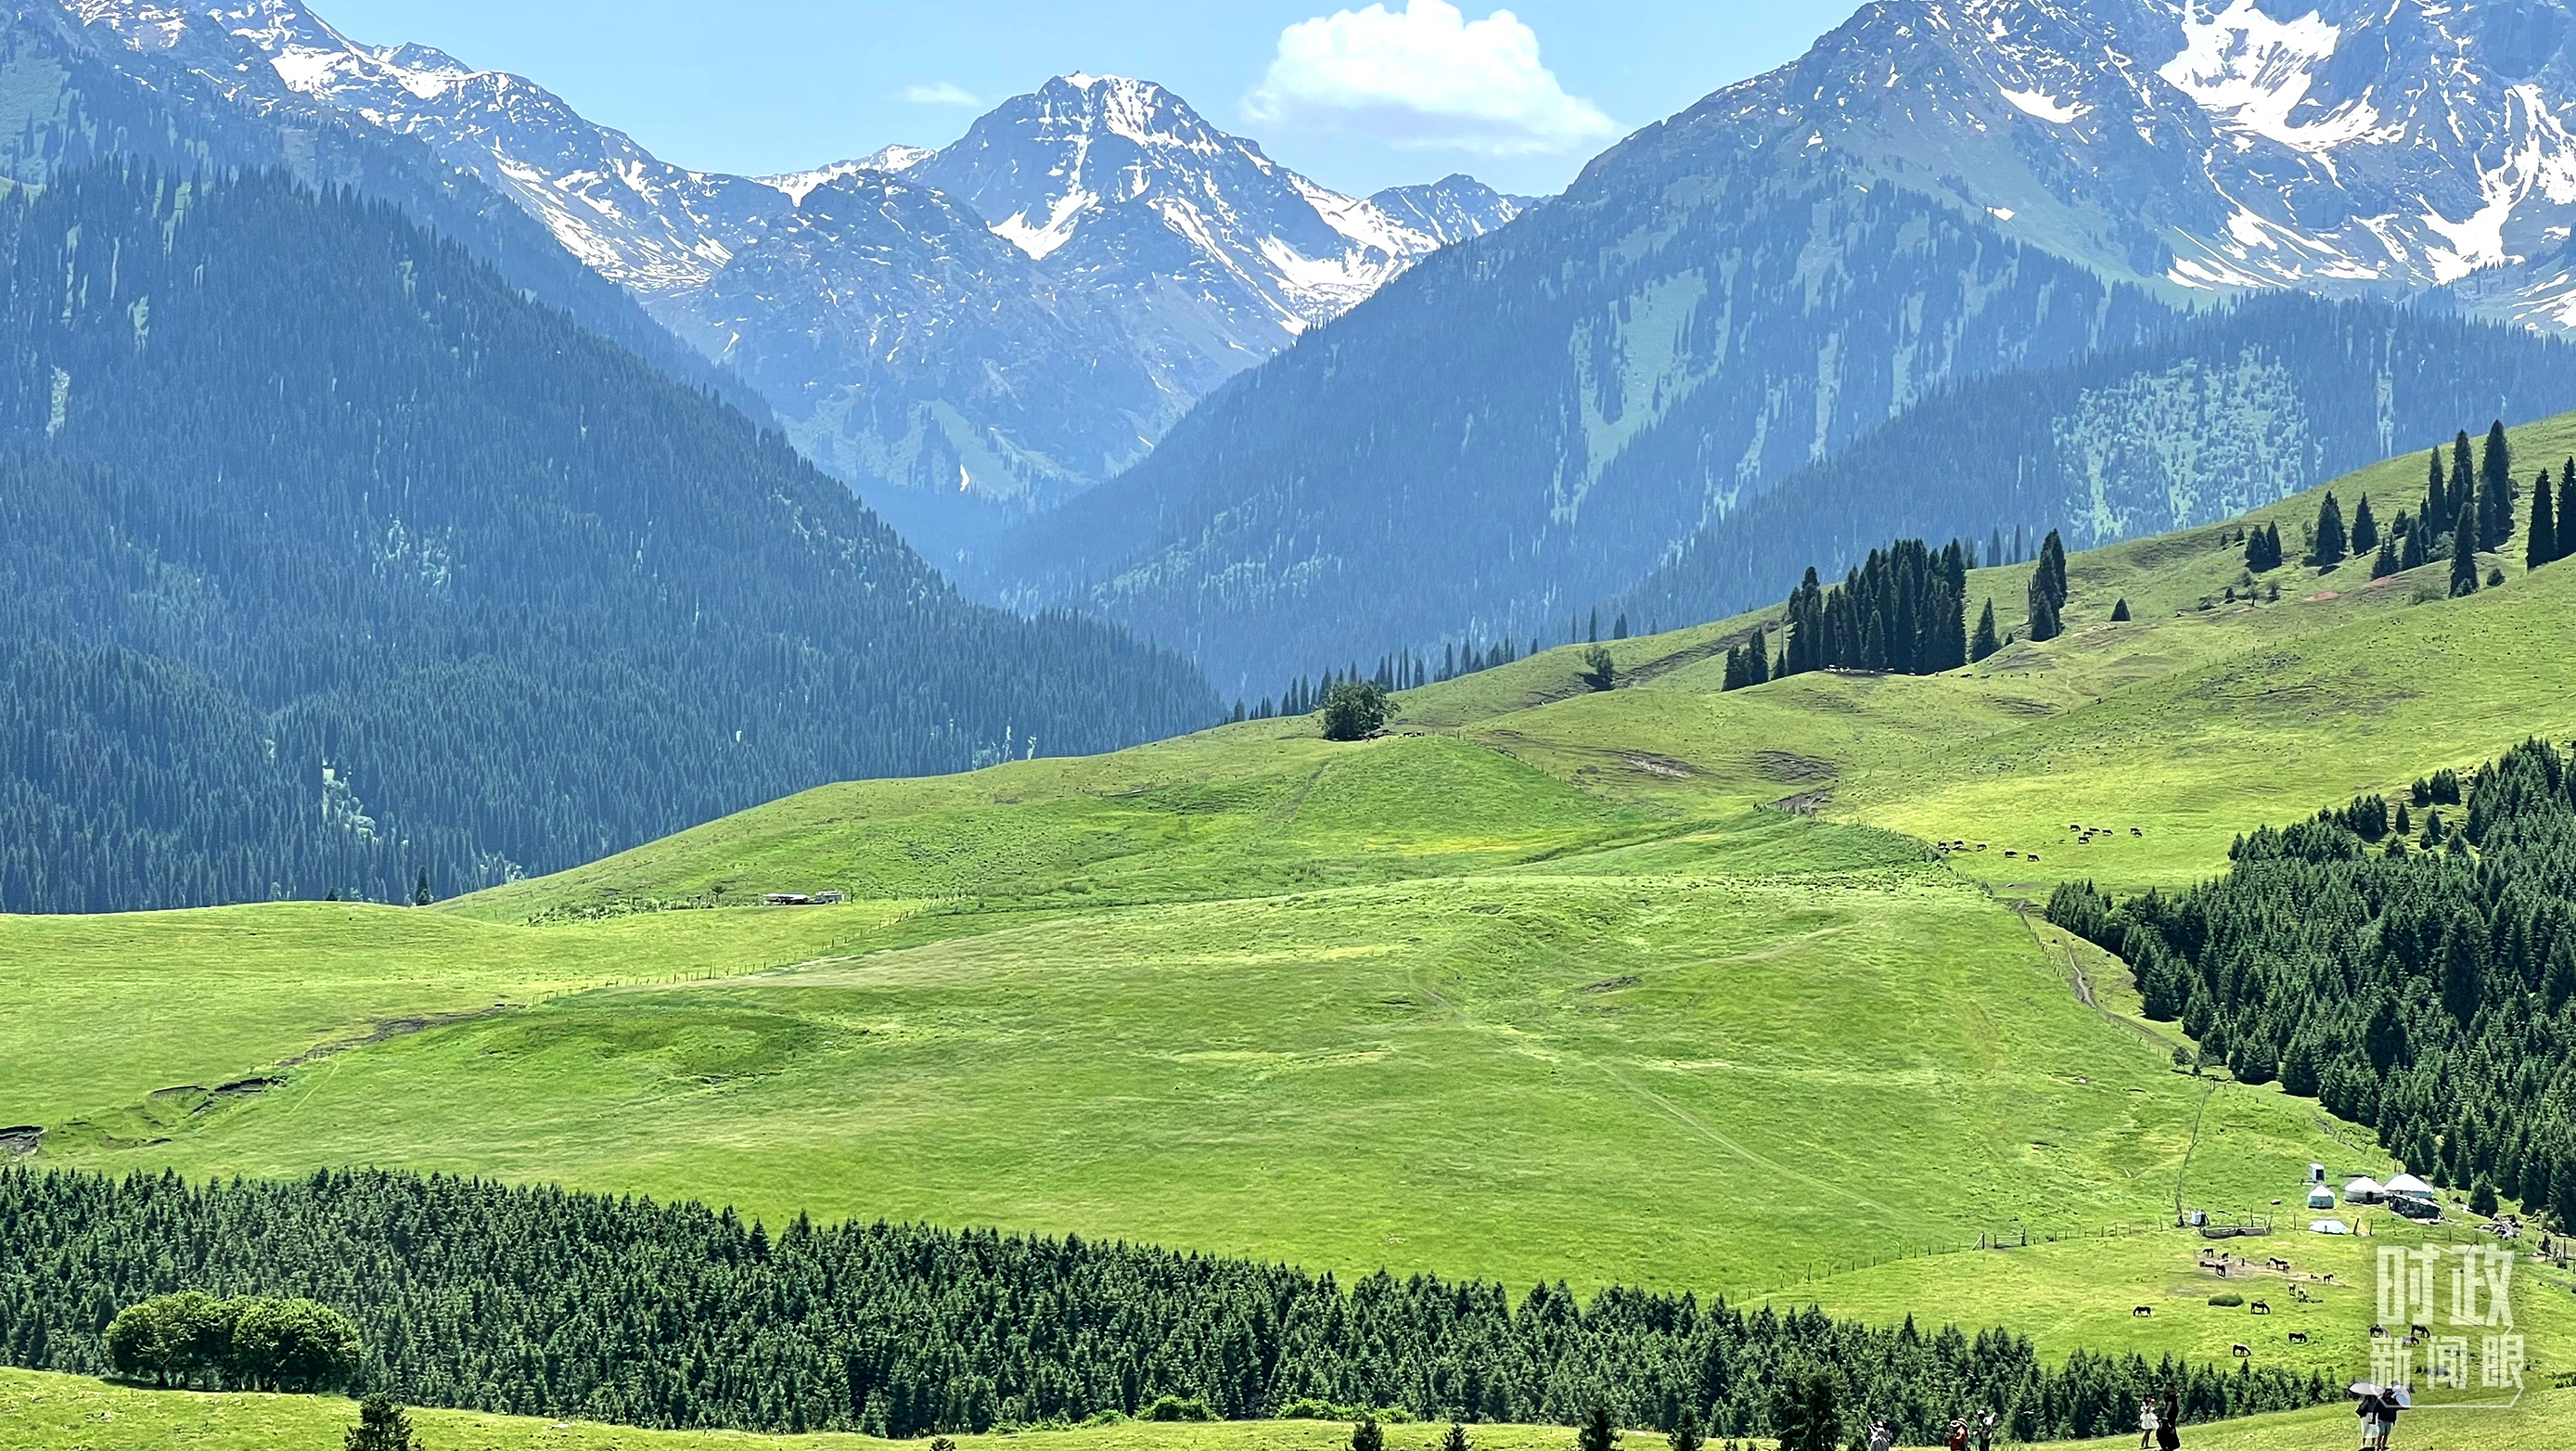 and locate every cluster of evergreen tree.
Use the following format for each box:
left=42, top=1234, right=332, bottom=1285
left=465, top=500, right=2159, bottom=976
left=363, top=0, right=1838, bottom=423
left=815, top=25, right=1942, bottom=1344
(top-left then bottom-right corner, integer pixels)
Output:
left=2241, top=523, right=2287, bottom=572
left=0, top=1166, right=2331, bottom=1442
left=1623, top=300, right=2576, bottom=646
left=1237, top=635, right=1546, bottom=723
left=2371, top=425, right=2525, bottom=590
left=0, top=166, right=1217, bottom=911
left=2024, top=532, right=2070, bottom=643
left=2525, top=458, right=2576, bottom=573
left=1733, top=539, right=1974, bottom=691
left=2047, top=739, right=2576, bottom=1222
